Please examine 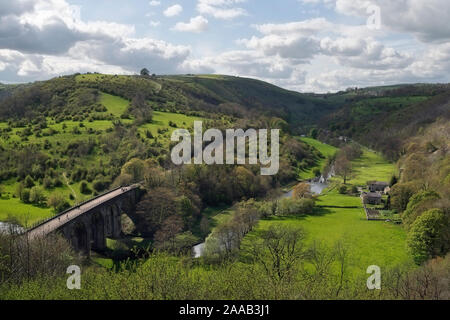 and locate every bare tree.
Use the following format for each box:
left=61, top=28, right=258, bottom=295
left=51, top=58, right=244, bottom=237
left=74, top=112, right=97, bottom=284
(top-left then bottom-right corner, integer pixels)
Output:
left=249, top=224, right=306, bottom=283
left=335, top=154, right=352, bottom=184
